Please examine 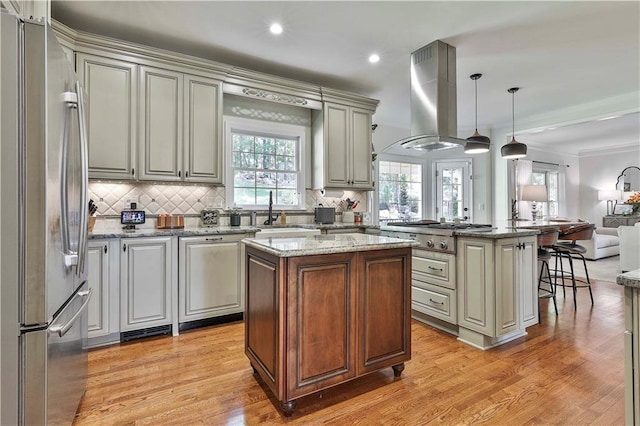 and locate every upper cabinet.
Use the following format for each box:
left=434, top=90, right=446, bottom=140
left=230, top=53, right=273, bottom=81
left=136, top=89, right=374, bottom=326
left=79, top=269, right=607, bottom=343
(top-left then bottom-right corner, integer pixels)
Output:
left=312, top=92, right=378, bottom=191
left=77, top=53, right=138, bottom=180
left=138, top=66, right=183, bottom=181
left=56, top=21, right=377, bottom=186
left=138, top=68, right=223, bottom=183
